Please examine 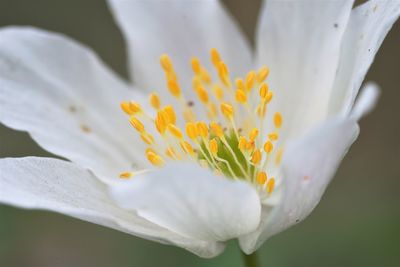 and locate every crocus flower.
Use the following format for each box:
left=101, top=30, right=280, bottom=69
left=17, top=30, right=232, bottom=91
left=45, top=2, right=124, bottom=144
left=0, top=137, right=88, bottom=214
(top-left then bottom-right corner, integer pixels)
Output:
left=0, top=0, right=398, bottom=259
